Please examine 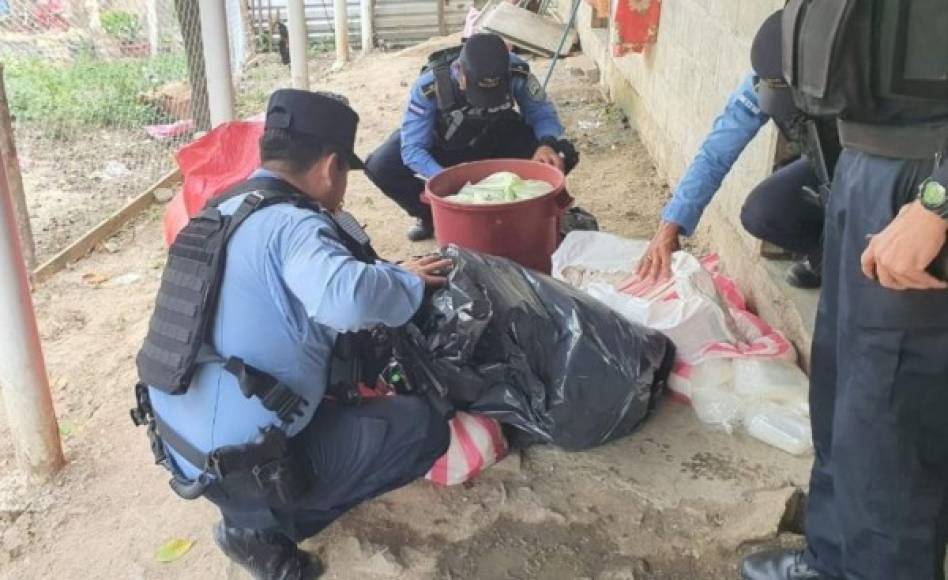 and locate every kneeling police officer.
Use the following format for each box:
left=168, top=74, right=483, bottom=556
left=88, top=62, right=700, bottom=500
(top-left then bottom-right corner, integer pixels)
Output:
left=365, top=32, right=579, bottom=241
left=131, top=90, right=451, bottom=579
